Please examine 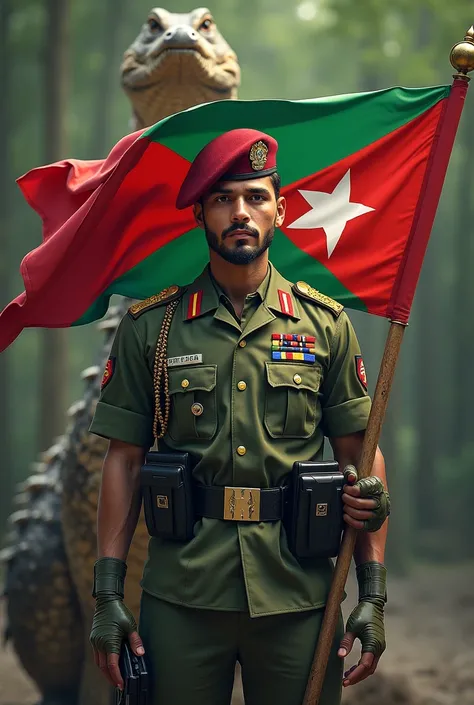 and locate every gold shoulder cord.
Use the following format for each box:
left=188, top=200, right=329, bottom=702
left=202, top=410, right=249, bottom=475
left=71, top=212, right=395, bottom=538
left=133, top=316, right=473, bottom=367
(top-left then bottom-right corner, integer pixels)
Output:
left=152, top=299, right=180, bottom=440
